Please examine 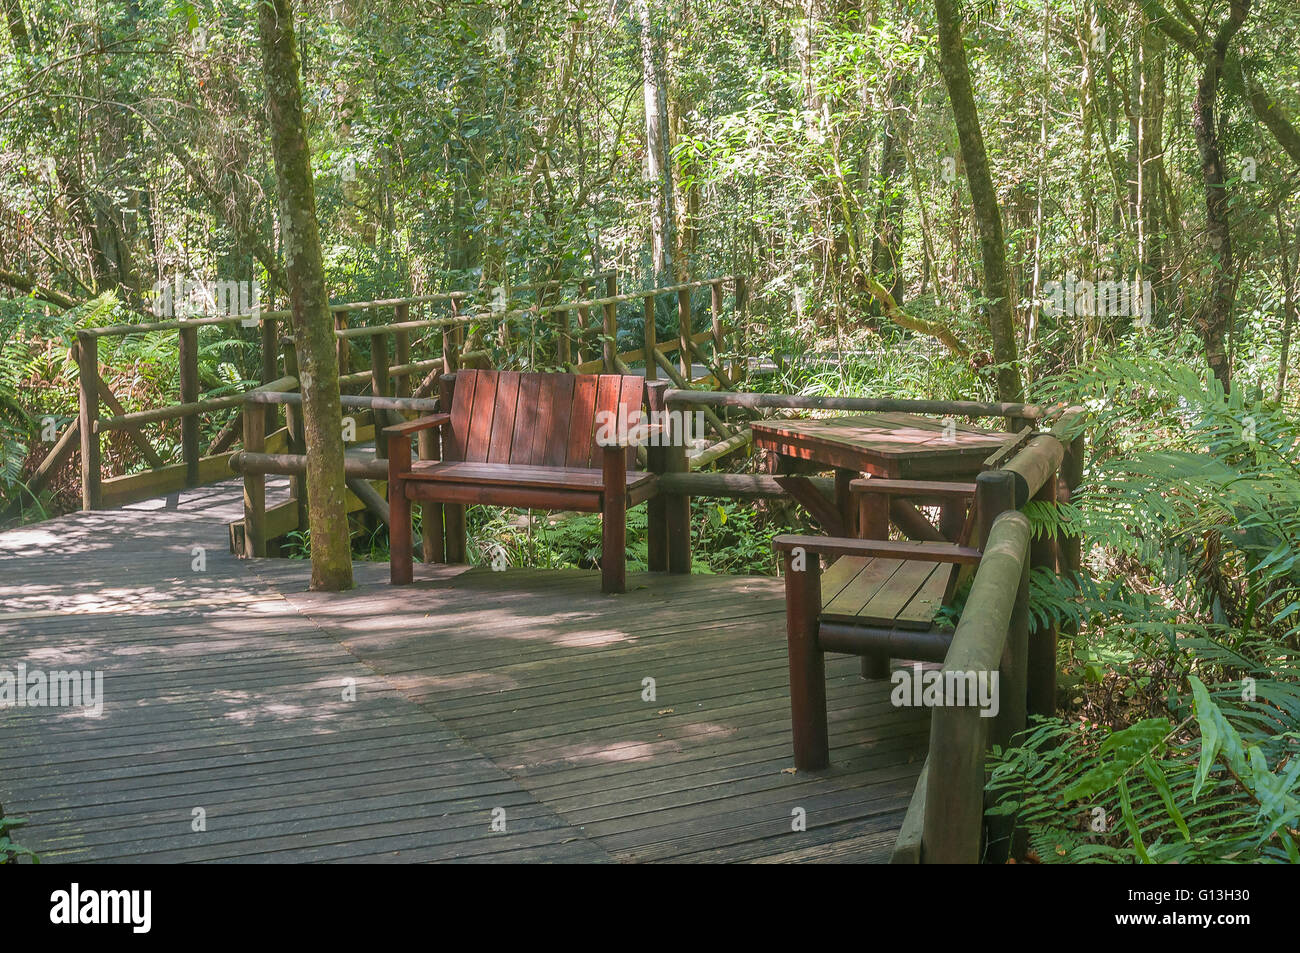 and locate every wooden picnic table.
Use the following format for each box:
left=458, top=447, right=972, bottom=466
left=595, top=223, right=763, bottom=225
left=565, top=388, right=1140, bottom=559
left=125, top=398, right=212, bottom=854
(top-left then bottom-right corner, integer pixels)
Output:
left=752, top=412, right=1013, bottom=538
